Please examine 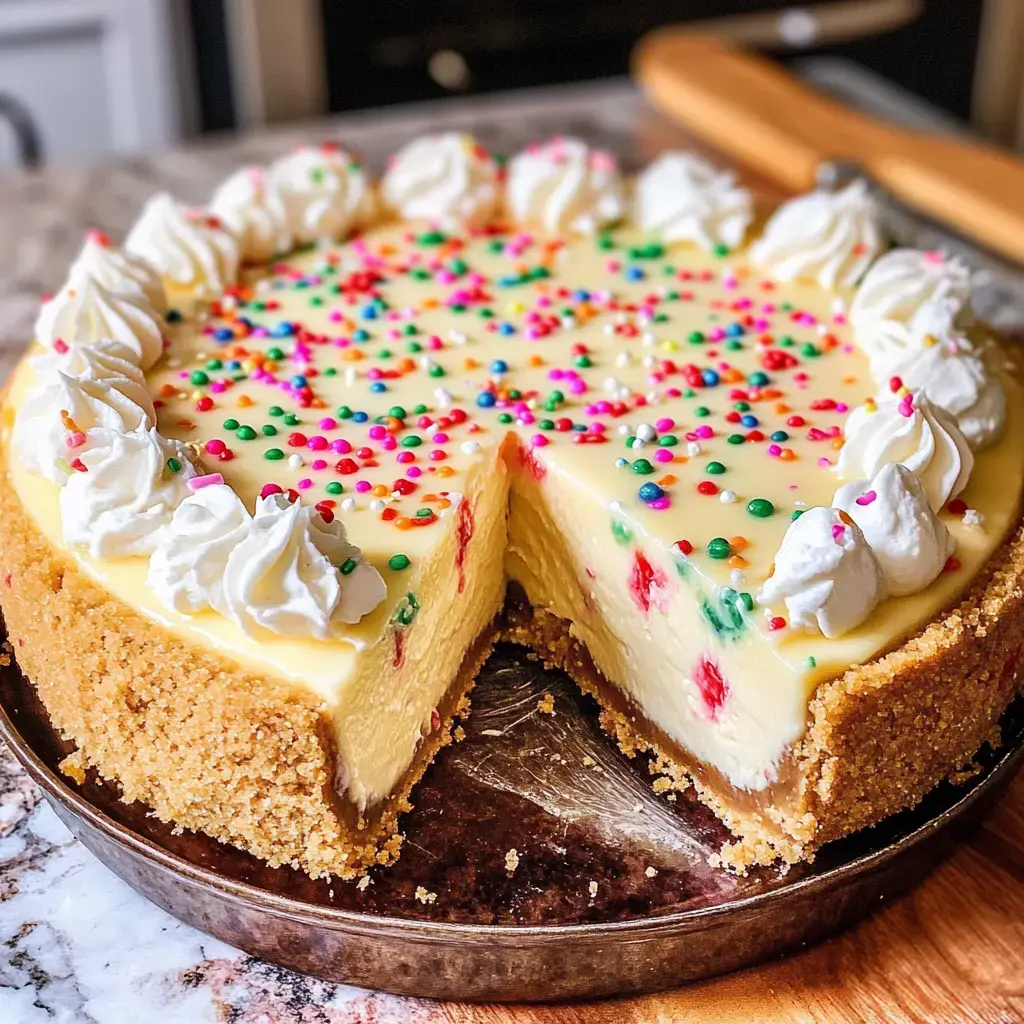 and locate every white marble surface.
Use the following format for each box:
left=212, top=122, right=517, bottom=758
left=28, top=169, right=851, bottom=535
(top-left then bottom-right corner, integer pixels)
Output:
left=0, top=751, right=443, bottom=1023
